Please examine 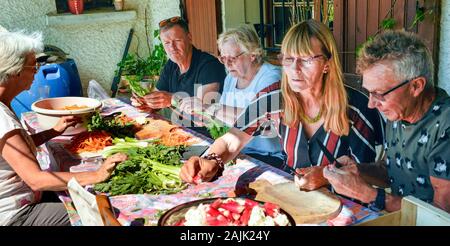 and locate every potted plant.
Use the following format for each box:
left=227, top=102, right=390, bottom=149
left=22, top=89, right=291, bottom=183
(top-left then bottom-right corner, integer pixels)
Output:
left=116, top=30, right=167, bottom=95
